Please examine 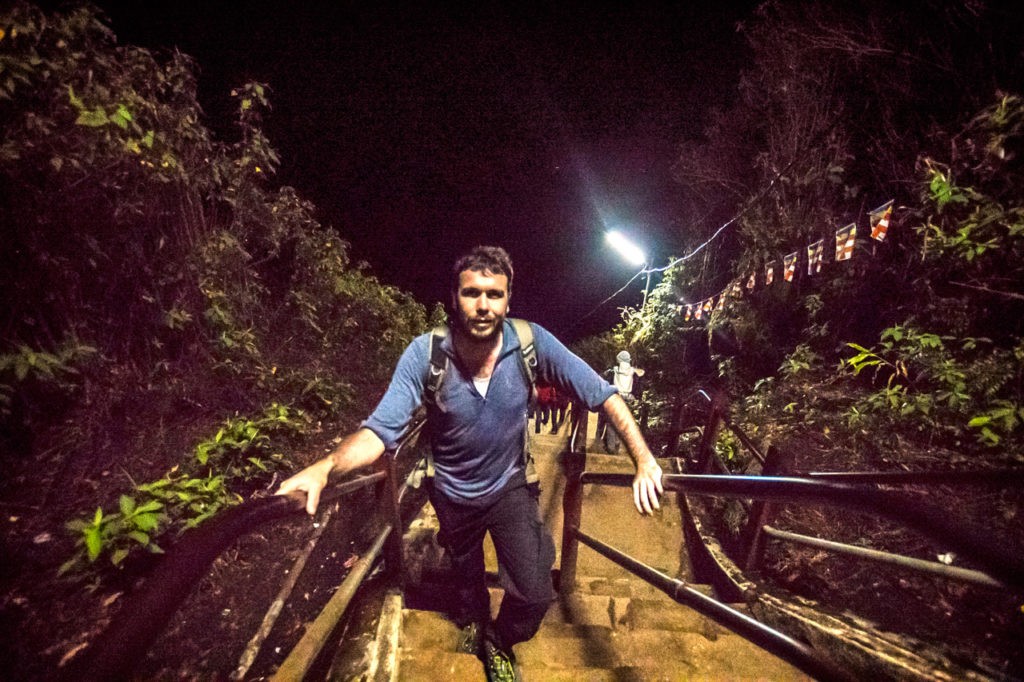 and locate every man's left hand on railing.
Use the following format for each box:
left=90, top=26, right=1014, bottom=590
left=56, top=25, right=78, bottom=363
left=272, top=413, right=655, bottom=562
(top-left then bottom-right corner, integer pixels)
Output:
left=600, top=393, right=664, bottom=515
left=633, top=454, right=664, bottom=516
